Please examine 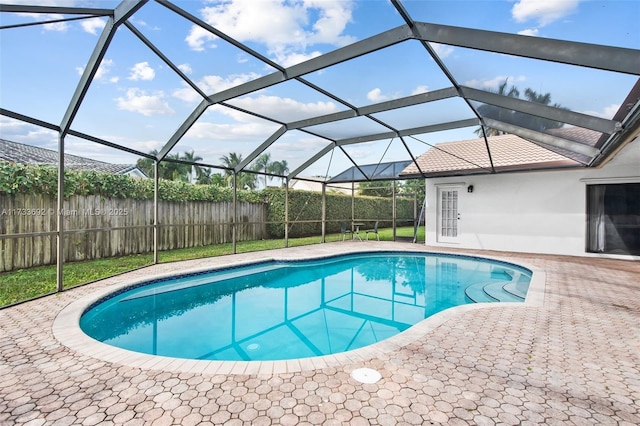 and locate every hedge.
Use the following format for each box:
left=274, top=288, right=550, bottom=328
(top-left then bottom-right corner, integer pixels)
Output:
left=1, top=162, right=415, bottom=239
left=0, top=162, right=263, bottom=203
